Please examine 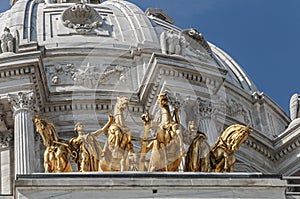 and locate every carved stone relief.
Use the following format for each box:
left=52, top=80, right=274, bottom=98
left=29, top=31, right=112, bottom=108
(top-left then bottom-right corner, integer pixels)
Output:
left=61, top=3, right=103, bottom=33
left=73, top=63, right=129, bottom=88
left=0, top=27, right=14, bottom=54
left=160, top=30, right=183, bottom=55
left=48, top=63, right=76, bottom=85
left=0, top=130, right=13, bottom=148
left=225, top=98, right=250, bottom=124
left=47, top=63, right=130, bottom=89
